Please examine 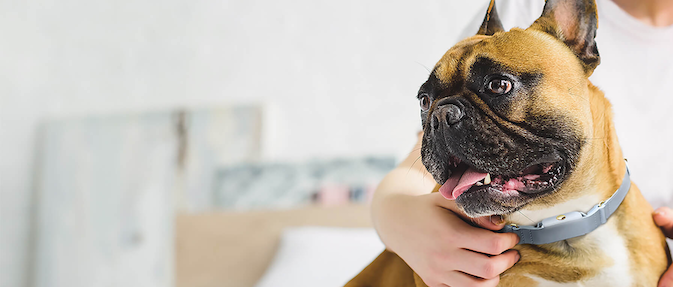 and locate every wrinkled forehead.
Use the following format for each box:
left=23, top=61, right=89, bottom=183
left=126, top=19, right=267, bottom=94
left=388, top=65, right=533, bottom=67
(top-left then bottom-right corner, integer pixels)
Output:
left=431, top=29, right=581, bottom=85
left=432, top=35, right=490, bottom=83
